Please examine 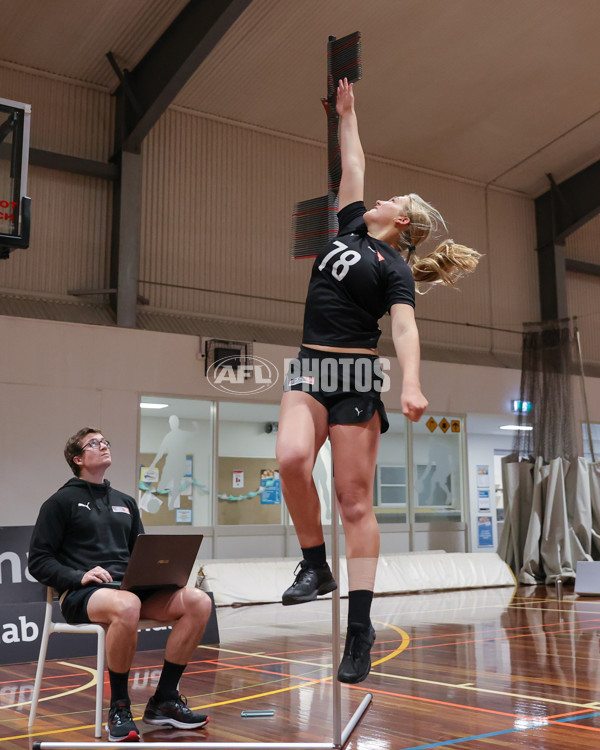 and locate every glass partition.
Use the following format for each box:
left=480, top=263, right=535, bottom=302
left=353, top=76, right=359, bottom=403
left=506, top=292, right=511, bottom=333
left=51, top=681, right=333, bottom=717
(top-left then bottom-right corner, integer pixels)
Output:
left=373, top=412, right=407, bottom=524
left=138, top=396, right=214, bottom=527
left=137, top=396, right=467, bottom=538
left=217, top=401, right=283, bottom=525
left=412, top=415, right=464, bottom=523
